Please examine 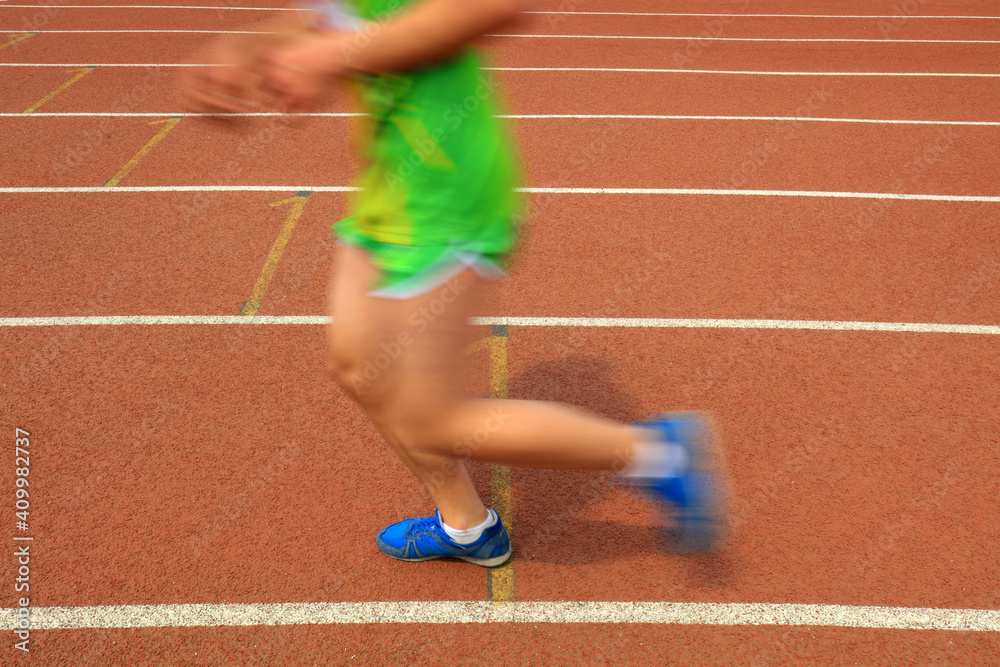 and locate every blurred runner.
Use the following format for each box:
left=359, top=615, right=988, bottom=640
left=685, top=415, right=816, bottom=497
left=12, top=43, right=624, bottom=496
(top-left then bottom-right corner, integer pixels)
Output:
left=183, top=0, right=728, bottom=567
